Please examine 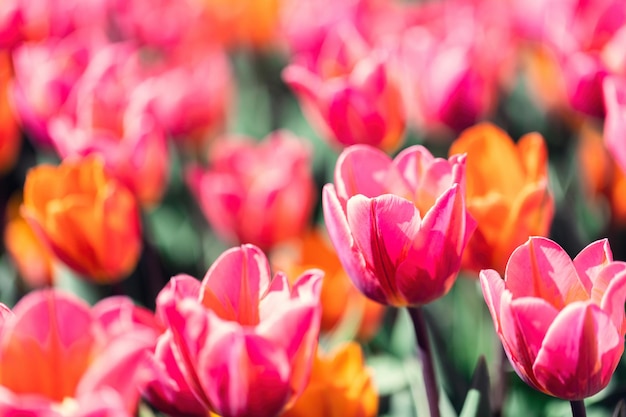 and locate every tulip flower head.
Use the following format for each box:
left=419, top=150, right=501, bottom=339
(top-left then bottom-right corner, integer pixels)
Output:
left=323, top=144, right=476, bottom=307
left=21, top=157, right=143, bottom=283
left=481, top=237, right=626, bottom=400
left=449, top=123, right=554, bottom=275
left=187, top=131, right=316, bottom=251
left=0, top=290, right=157, bottom=416
left=158, top=244, right=323, bottom=417
left=604, top=76, right=626, bottom=176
